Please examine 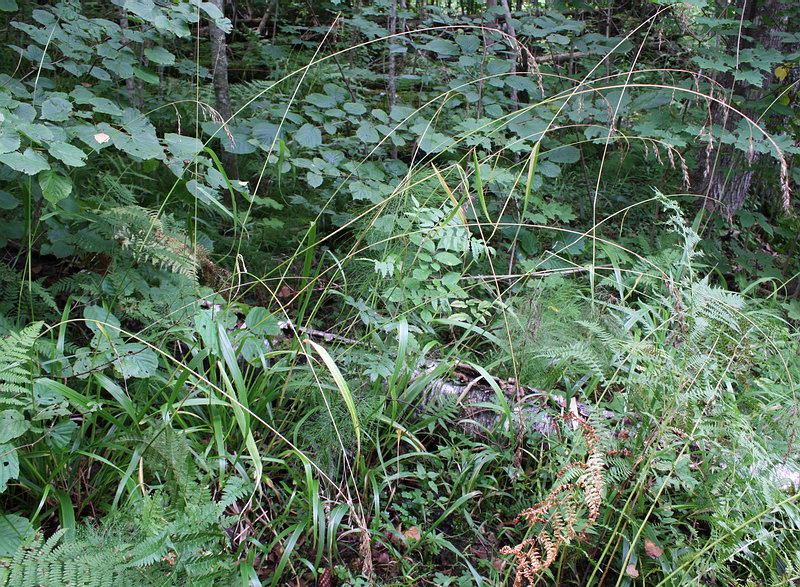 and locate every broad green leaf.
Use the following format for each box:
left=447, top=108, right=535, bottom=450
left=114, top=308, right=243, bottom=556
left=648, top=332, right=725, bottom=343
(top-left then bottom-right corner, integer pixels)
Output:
left=144, top=46, right=176, bottom=65
left=251, top=122, right=281, bottom=149
left=422, top=38, right=459, bottom=57
left=306, top=93, right=337, bottom=108
left=0, top=445, right=19, bottom=493
left=70, top=87, right=123, bottom=115
left=0, top=148, right=49, bottom=175
left=0, top=0, right=18, bottom=11
left=40, top=96, right=72, bottom=122
left=132, top=66, right=159, bottom=84
left=113, top=129, right=164, bottom=160
left=0, top=514, right=33, bottom=557
left=0, top=191, right=18, bottom=210
left=295, top=123, right=322, bottom=149
left=547, top=33, right=570, bottom=45
left=0, top=411, right=28, bottom=443
left=343, top=102, right=367, bottom=115
left=306, top=171, right=323, bottom=188
left=435, top=251, right=461, bottom=266
left=186, top=179, right=233, bottom=218
left=538, top=160, right=561, bottom=177
left=246, top=307, right=282, bottom=336
left=164, top=133, right=204, bottom=159
left=543, top=145, right=580, bottom=164
left=199, top=1, right=232, bottom=32
left=0, top=129, right=20, bottom=154
left=441, top=271, right=461, bottom=287
left=38, top=171, right=73, bottom=205
left=46, top=421, right=76, bottom=449
left=17, top=122, right=53, bottom=144
left=356, top=122, right=380, bottom=144
left=115, top=343, right=158, bottom=379
left=83, top=305, right=121, bottom=337
left=455, top=34, right=480, bottom=53
left=48, top=142, right=87, bottom=167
